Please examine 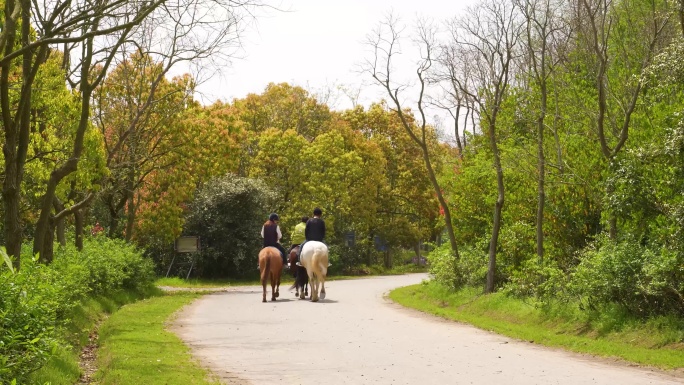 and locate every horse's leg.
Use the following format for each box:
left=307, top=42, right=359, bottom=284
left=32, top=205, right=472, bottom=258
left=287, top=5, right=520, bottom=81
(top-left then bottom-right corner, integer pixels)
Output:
left=261, top=276, right=267, bottom=303
left=293, top=265, right=299, bottom=296
left=299, top=275, right=306, bottom=300
left=261, top=257, right=272, bottom=303
left=270, top=280, right=276, bottom=301
left=299, top=268, right=307, bottom=299
left=320, top=275, right=326, bottom=300
left=308, top=271, right=316, bottom=301
left=311, top=274, right=319, bottom=302
left=271, top=272, right=275, bottom=301
left=274, top=270, right=281, bottom=299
